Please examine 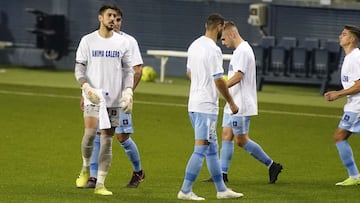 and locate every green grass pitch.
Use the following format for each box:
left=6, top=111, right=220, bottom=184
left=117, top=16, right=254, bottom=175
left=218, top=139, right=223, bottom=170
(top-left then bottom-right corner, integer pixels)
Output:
left=0, top=67, right=359, bottom=202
